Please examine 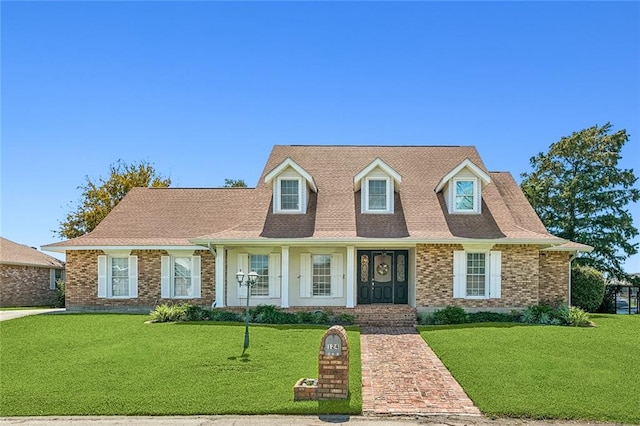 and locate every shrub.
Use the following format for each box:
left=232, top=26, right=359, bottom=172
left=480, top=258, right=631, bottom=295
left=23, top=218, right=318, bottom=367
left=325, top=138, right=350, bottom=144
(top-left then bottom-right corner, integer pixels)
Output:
left=432, top=306, right=467, bottom=325
left=571, top=265, right=606, bottom=312
left=467, top=311, right=517, bottom=323
left=417, top=312, right=436, bottom=325
left=311, top=310, right=330, bottom=325
left=597, top=285, right=618, bottom=313
left=54, top=279, right=65, bottom=308
left=184, top=305, right=211, bottom=321
left=295, top=311, right=314, bottom=324
left=211, top=310, right=241, bottom=322
left=150, top=303, right=187, bottom=322
left=562, top=305, right=592, bottom=327
left=330, top=313, right=355, bottom=325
